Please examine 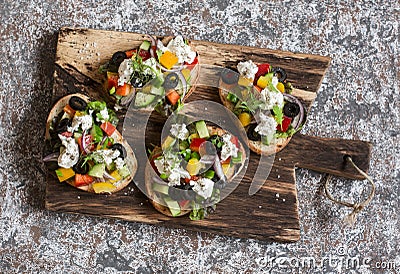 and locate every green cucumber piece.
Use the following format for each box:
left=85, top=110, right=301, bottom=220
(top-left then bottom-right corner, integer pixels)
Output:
left=195, top=120, right=209, bottom=139
left=150, top=85, right=165, bottom=96
left=134, top=93, right=155, bottom=108
left=139, top=40, right=151, bottom=51
left=204, top=170, right=215, bottom=179
left=151, top=75, right=164, bottom=88
left=231, top=151, right=242, bottom=164
left=164, top=196, right=181, bottom=217
left=88, top=163, right=105, bottom=178
left=152, top=183, right=169, bottom=195
left=118, top=165, right=130, bottom=178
